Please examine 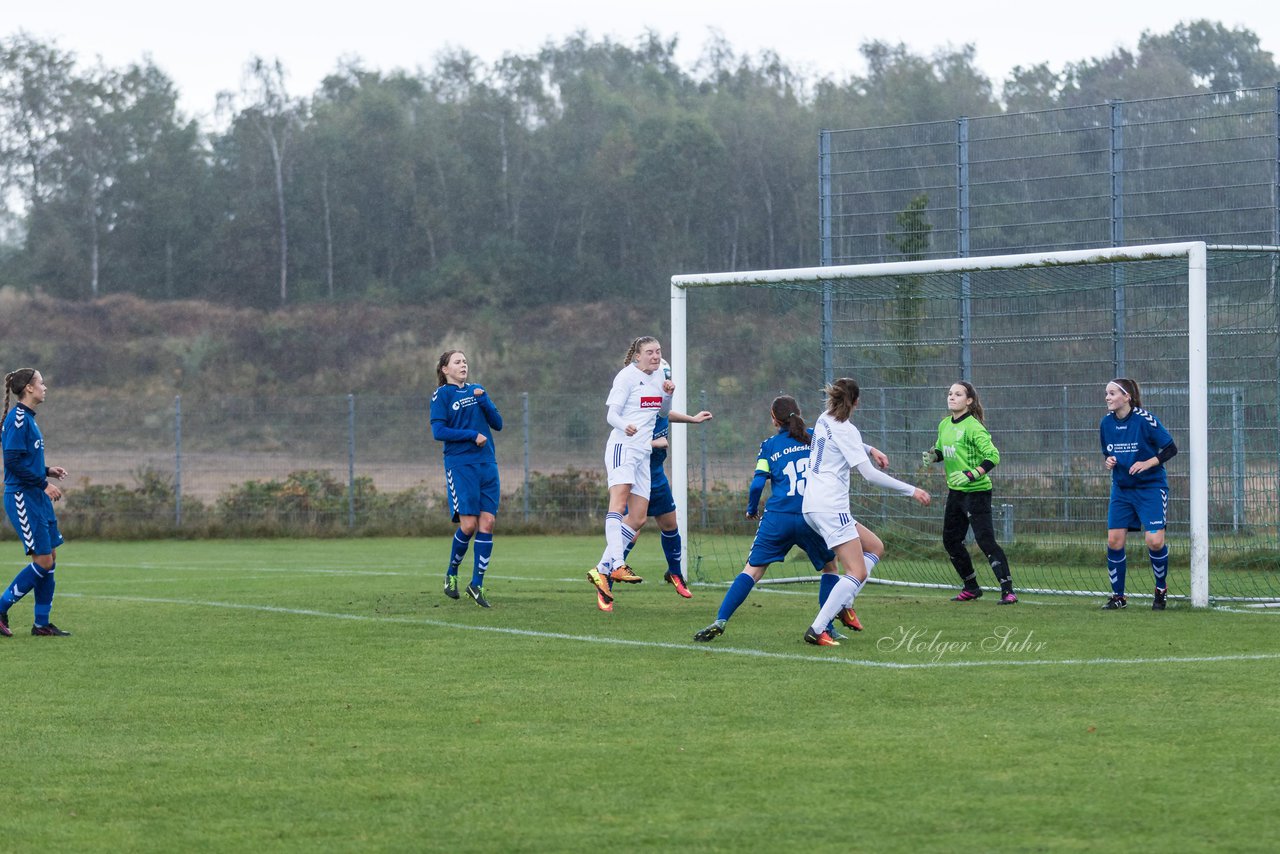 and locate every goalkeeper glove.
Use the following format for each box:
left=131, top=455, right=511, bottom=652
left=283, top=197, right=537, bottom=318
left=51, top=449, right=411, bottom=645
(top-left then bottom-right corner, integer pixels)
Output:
left=947, top=470, right=982, bottom=488
left=922, top=449, right=941, bottom=465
